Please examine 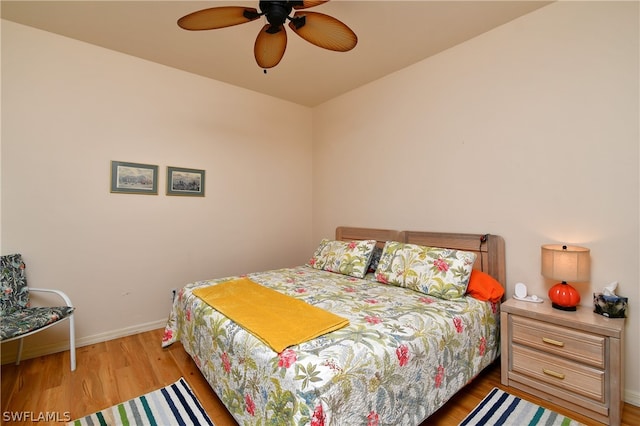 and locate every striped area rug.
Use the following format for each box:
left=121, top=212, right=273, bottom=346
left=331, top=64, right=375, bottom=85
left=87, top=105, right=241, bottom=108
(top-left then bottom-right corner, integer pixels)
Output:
left=460, top=387, right=584, bottom=426
left=69, top=377, right=214, bottom=426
